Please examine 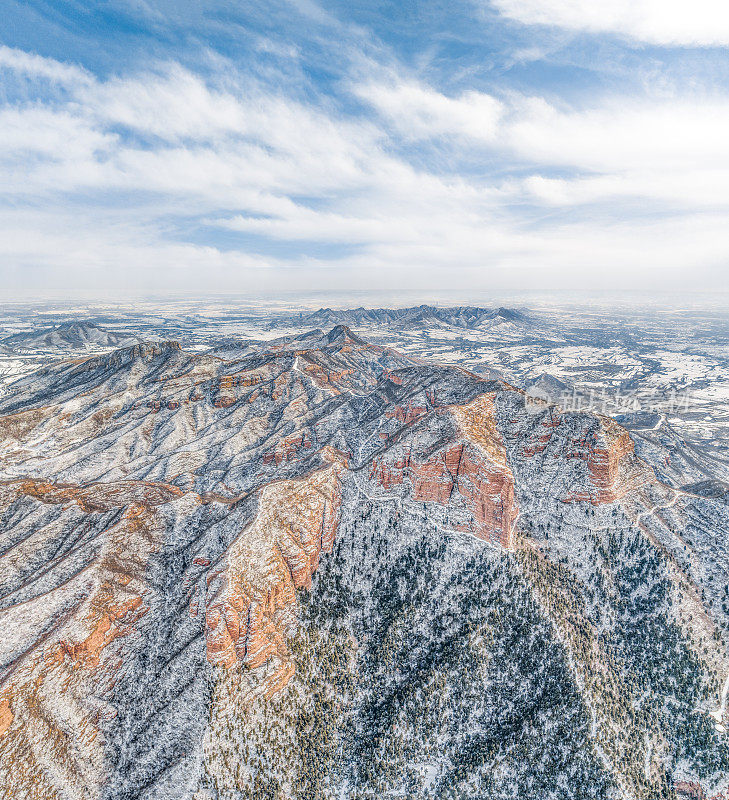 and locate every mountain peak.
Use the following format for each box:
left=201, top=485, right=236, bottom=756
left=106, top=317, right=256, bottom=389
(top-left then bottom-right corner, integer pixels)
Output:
left=2, top=320, right=142, bottom=351
left=324, top=324, right=362, bottom=345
